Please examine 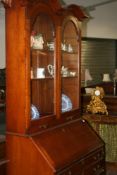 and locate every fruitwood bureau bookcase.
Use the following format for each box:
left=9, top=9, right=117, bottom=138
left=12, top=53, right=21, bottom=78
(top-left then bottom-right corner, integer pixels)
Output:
left=5, top=0, right=105, bottom=174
